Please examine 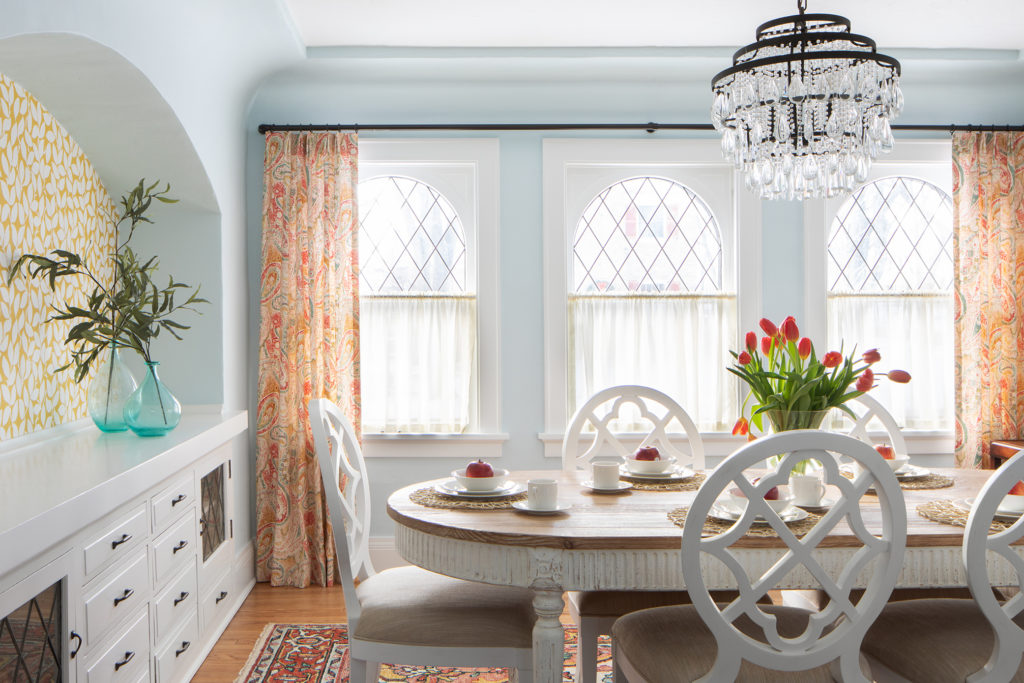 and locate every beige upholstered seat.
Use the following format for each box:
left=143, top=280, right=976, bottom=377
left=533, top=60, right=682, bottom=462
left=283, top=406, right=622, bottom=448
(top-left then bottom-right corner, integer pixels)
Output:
left=613, top=604, right=842, bottom=682
left=354, top=565, right=536, bottom=648
left=862, top=599, right=1024, bottom=682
